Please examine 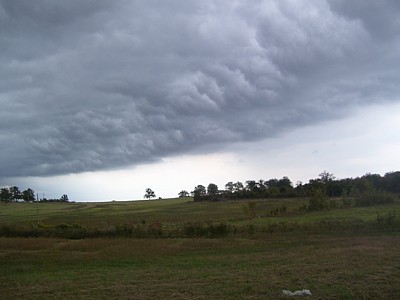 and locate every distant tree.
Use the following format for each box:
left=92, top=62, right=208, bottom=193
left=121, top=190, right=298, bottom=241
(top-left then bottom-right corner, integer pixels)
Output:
left=22, top=188, right=35, bottom=202
left=207, top=183, right=219, bottom=196
left=178, top=190, right=189, bottom=198
left=325, top=180, right=343, bottom=197
left=276, top=177, right=294, bottom=196
left=319, top=171, right=335, bottom=183
left=245, top=180, right=258, bottom=192
left=351, top=177, right=374, bottom=196
left=233, top=181, right=244, bottom=192
left=144, top=188, right=156, bottom=199
left=60, top=194, right=69, bottom=202
left=9, top=186, right=22, bottom=201
left=192, top=185, right=206, bottom=201
left=265, top=178, right=279, bottom=188
left=362, top=173, right=383, bottom=190
left=225, top=181, right=234, bottom=193
left=384, top=171, right=400, bottom=193
left=0, top=188, right=12, bottom=202
left=257, top=179, right=266, bottom=192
